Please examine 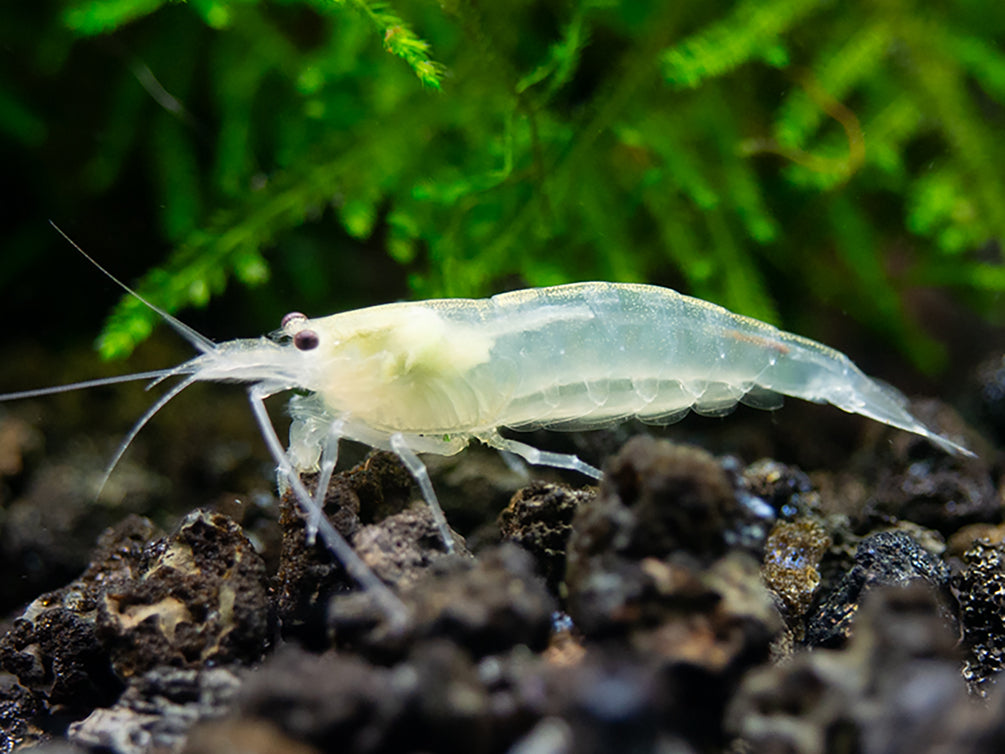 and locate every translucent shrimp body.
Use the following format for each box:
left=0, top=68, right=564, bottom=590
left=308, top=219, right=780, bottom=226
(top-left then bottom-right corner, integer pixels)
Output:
left=1, top=272, right=973, bottom=628
left=282, top=282, right=972, bottom=471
